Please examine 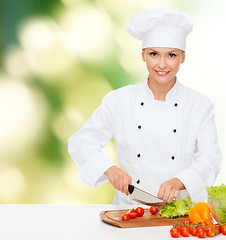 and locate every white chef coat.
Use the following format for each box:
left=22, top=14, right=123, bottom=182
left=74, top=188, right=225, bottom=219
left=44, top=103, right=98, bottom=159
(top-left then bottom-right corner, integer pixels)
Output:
left=68, top=76, right=222, bottom=204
